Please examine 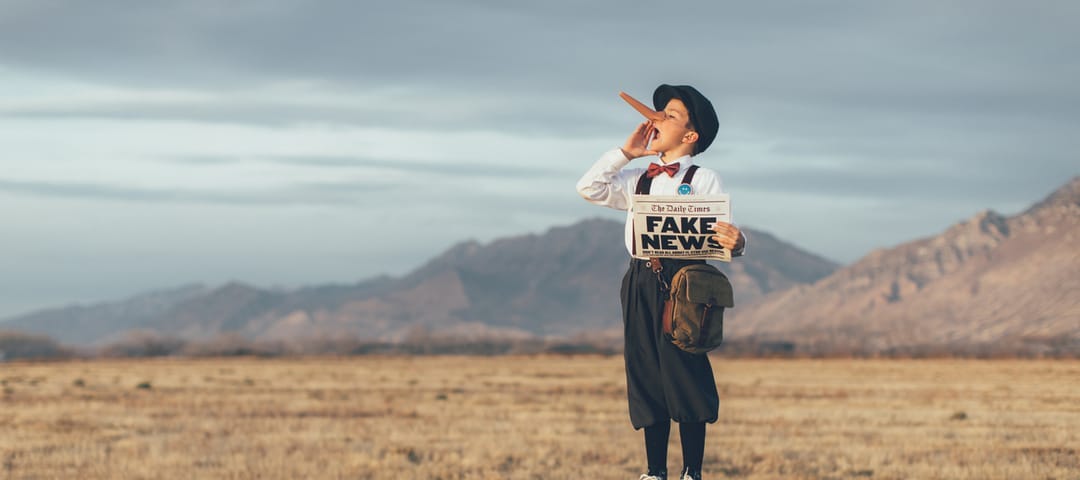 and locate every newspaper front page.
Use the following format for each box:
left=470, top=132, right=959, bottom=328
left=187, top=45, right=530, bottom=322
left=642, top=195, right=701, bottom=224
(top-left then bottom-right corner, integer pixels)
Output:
left=631, top=194, right=732, bottom=261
